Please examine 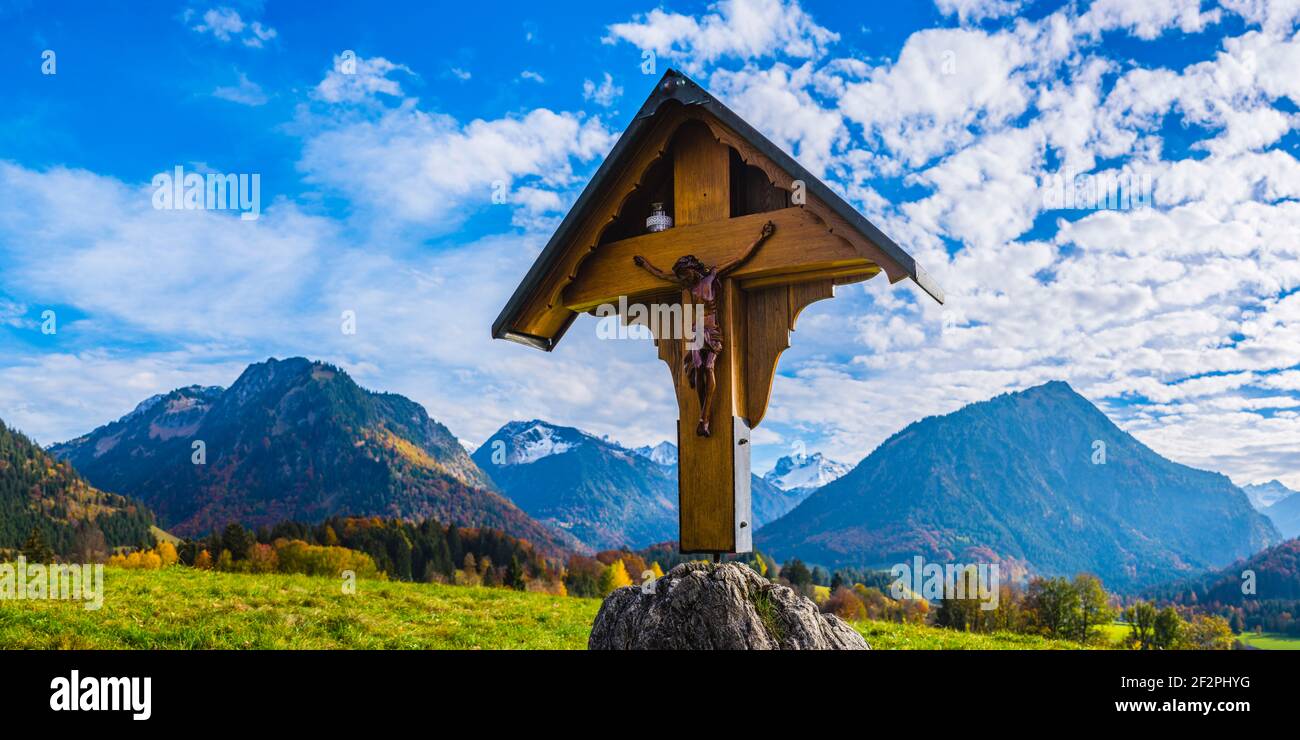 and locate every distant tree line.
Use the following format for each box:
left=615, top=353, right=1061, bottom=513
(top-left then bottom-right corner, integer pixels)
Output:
left=170, top=516, right=566, bottom=592
left=800, top=559, right=1236, bottom=649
